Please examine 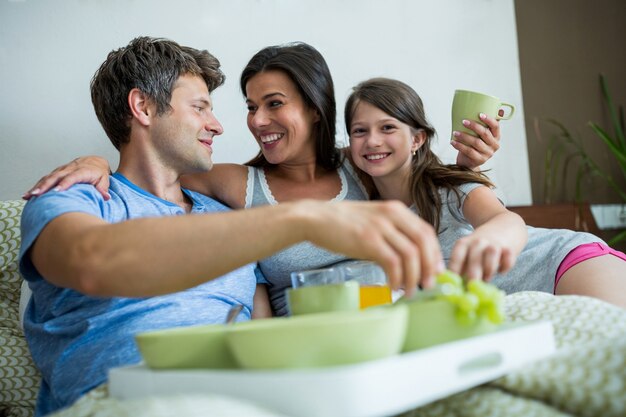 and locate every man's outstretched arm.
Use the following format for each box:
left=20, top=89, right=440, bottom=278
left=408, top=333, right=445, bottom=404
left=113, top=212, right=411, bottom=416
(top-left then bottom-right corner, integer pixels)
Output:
left=30, top=200, right=442, bottom=298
